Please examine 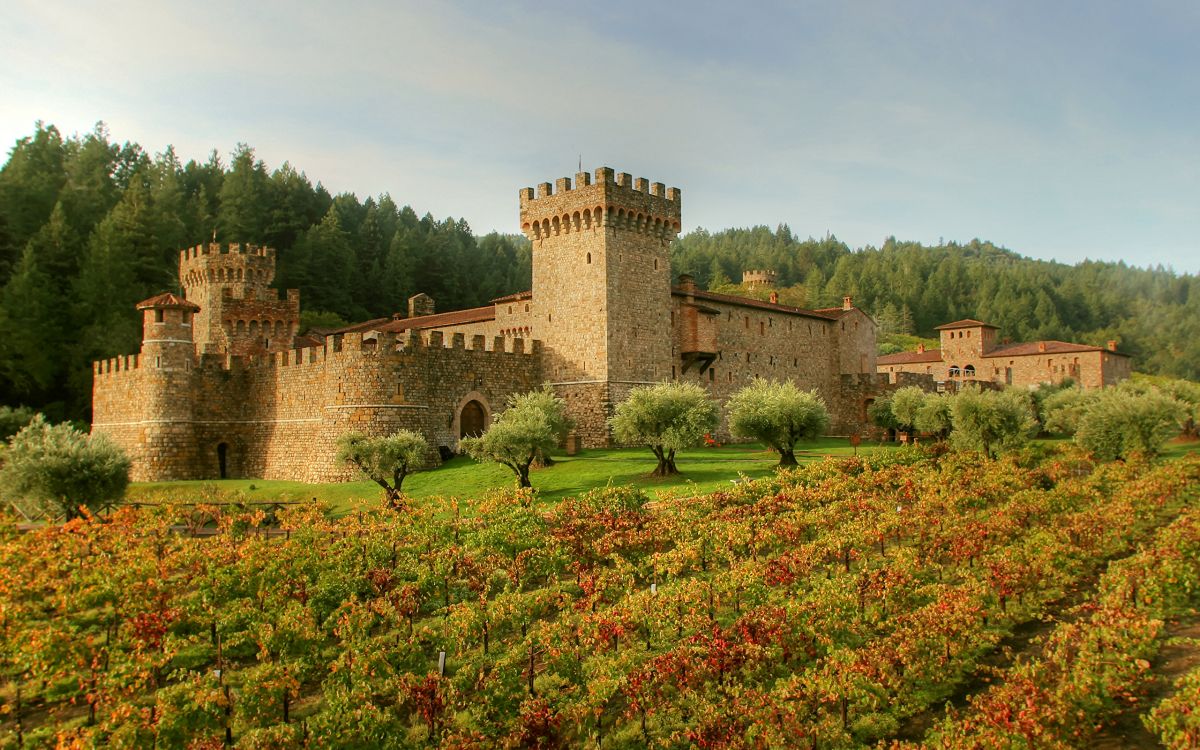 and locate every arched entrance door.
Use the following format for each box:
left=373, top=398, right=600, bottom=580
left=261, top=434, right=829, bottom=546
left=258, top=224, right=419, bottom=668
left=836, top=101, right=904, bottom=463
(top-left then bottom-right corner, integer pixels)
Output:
left=459, top=400, right=486, bottom=438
